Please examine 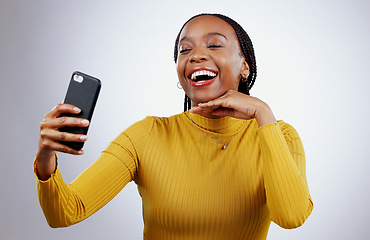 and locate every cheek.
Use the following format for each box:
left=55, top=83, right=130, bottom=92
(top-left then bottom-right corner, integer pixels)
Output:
left=229, top=54, right=244, bottom=77
left=176, top=61, right=184, bottom=78
left=220, top=55, right=242, bottom=78
left=221, top=58, right=243, bottom=89
left=176, top=60, right=188, bottom=88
